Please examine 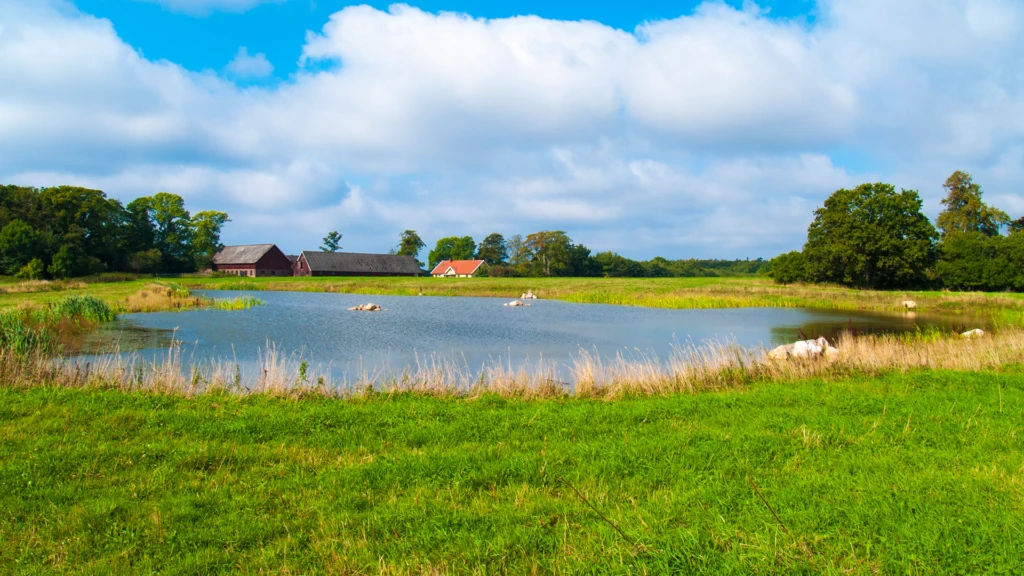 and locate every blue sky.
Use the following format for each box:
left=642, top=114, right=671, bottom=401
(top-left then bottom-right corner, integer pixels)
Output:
left=74, top=0, right=817, bottom=84
left=1, top=0, right=1022, bottom=258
